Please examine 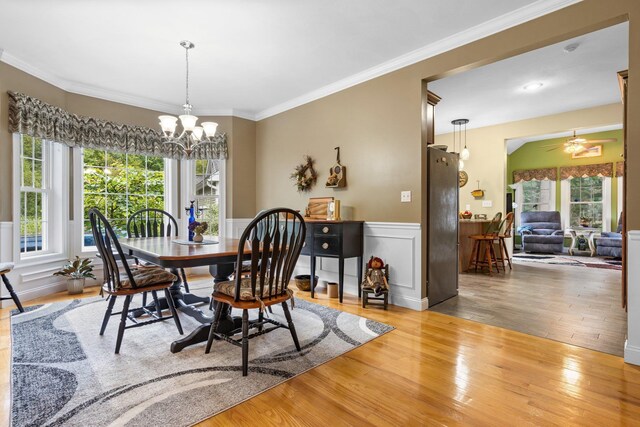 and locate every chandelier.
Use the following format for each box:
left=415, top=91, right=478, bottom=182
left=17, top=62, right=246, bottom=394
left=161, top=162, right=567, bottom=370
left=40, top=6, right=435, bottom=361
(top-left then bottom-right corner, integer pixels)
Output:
left=451, top=118, right=470, bottom=170
left=159, top=41, right=218, bottom=156
left=563, top=141, right=586, bottom=154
